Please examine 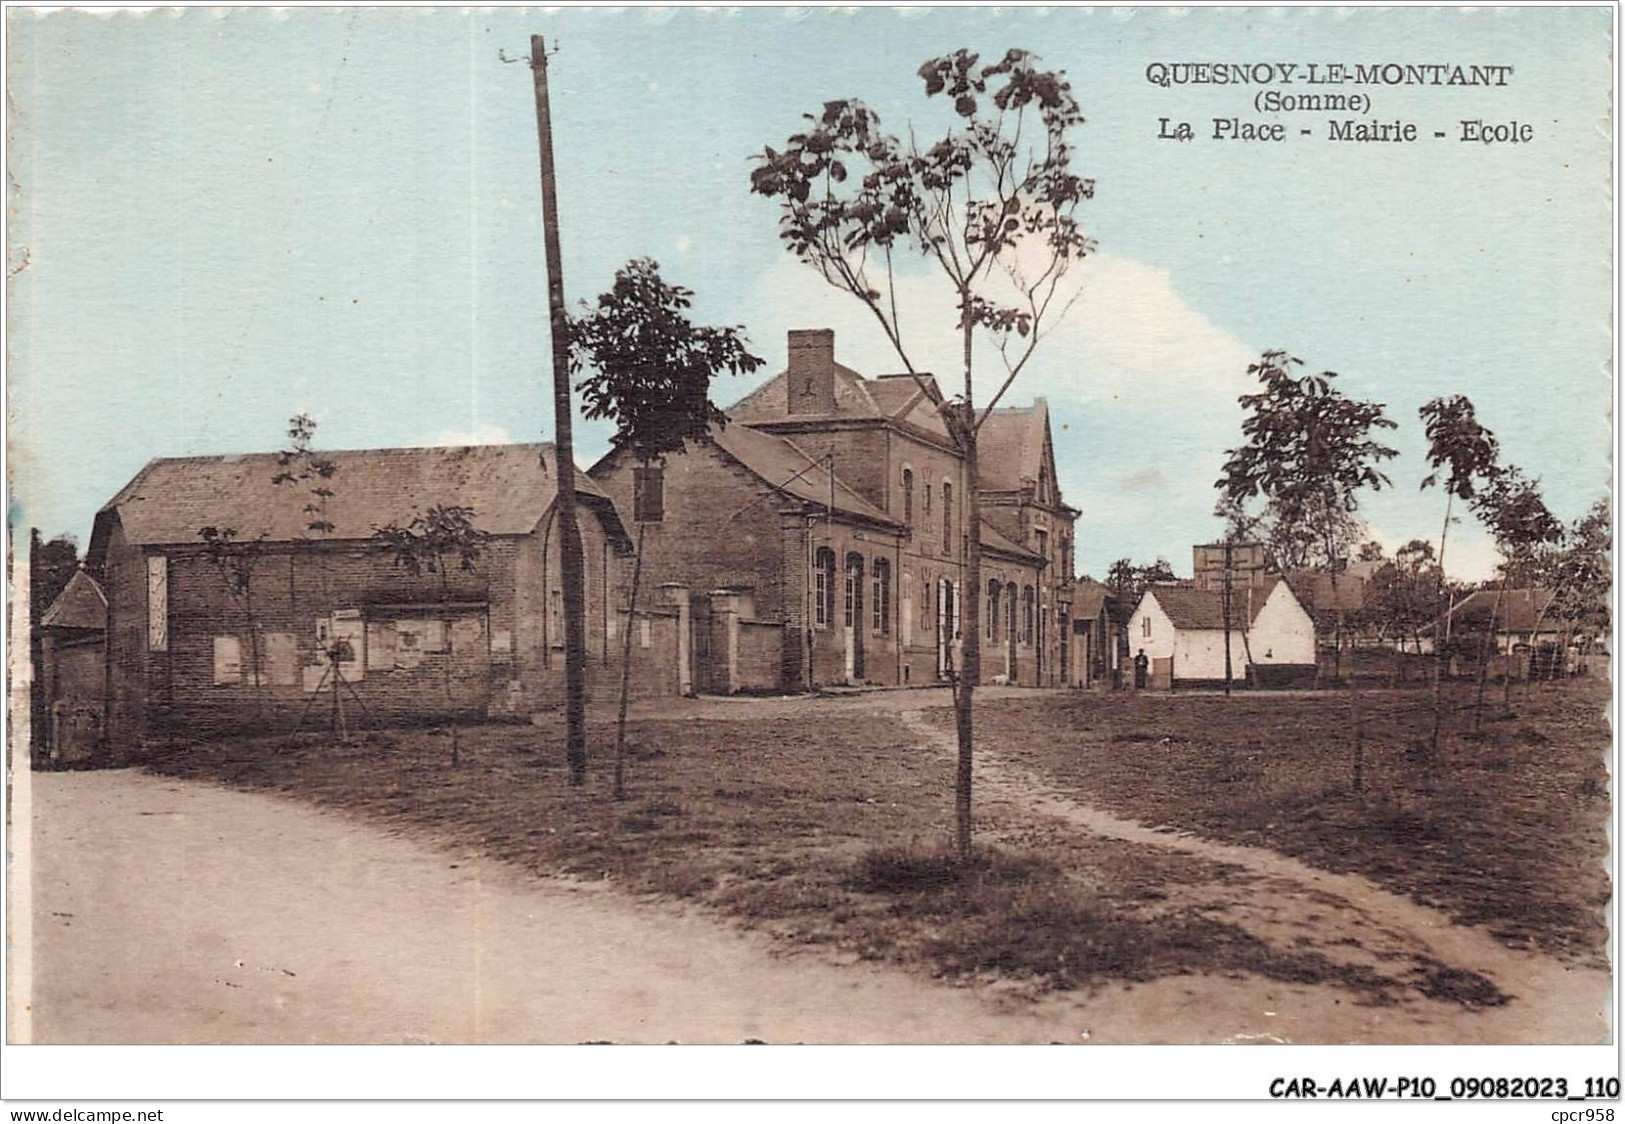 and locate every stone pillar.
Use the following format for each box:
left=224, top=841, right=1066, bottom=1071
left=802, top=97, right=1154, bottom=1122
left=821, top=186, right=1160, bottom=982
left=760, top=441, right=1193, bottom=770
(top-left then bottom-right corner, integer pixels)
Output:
left=660, top=583, right=692, bottom=696
left=778, top=511, right=810, bottom=692
left=708, top=589, right=745, bottom=695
